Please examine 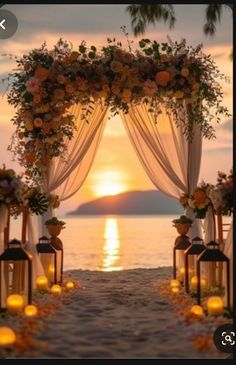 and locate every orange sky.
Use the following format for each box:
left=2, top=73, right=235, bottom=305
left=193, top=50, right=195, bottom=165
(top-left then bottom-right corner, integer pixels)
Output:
left=0, top=5, right=233, bottom=214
